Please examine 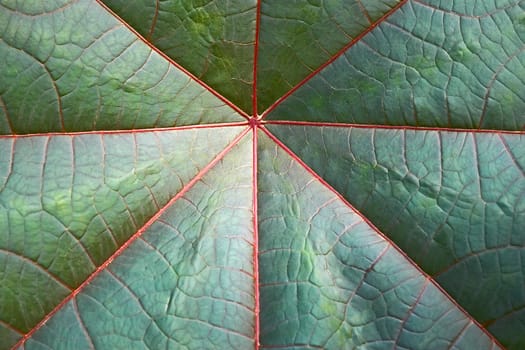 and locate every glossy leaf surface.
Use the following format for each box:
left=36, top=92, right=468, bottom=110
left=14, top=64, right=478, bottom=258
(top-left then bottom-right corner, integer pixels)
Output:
left=0, top=0, right=523, bottom=349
